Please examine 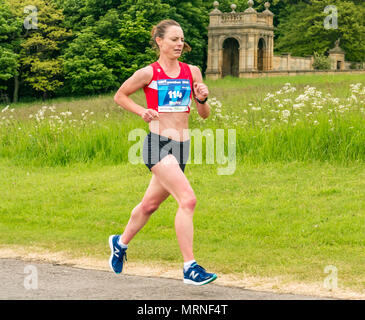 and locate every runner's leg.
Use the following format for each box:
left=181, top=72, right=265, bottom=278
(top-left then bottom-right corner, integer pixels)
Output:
left=120, top=174, right=170, bottom=244
left=151, top=155, right=196, bottom=262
